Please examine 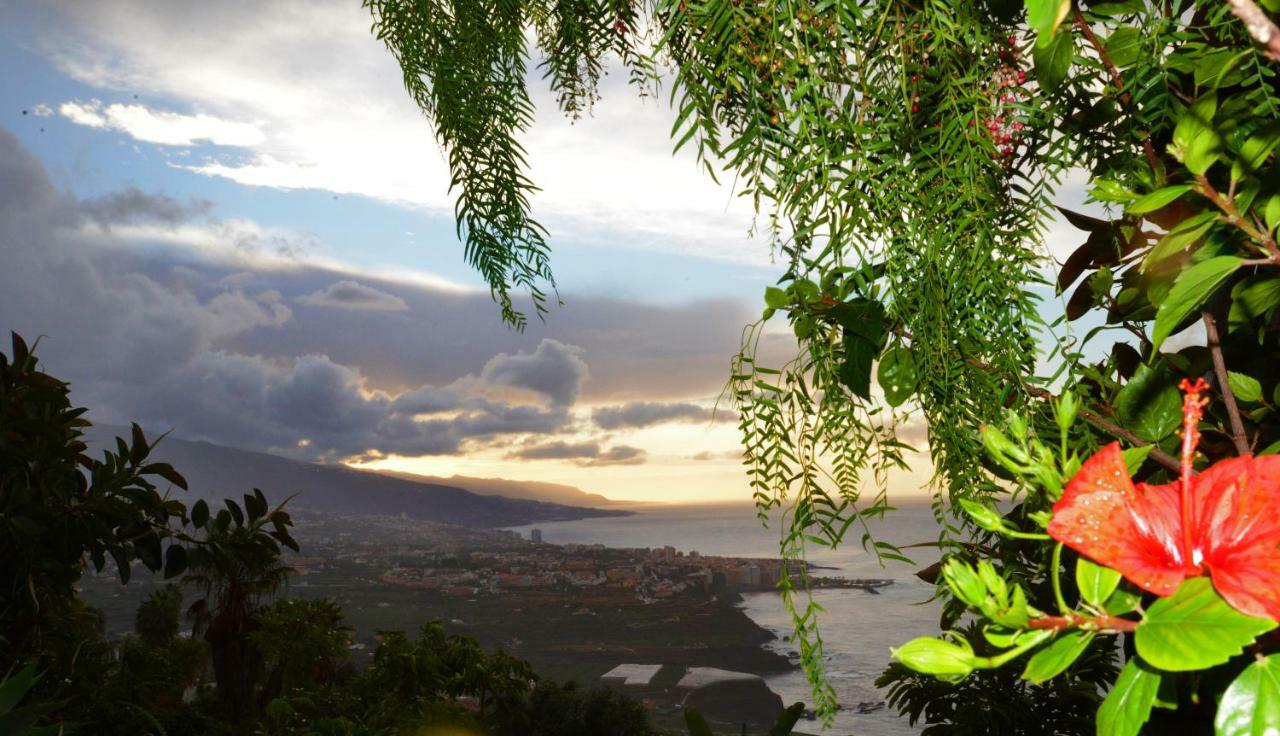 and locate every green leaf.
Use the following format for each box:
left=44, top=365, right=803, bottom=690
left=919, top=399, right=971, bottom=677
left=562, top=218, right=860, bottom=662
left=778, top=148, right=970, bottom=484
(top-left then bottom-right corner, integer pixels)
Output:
left=683, top=707, right=715, bottom=736
left=1077, top=558, right=1122, bottom=608
left=141, top=461, right=189, bottom=491
left=1105, top=588, right=1142, bottom=616
left=191, top=499, right=209, bottom=529
left=840, top=334, right=875, bottom=400
left=877, top=346, right=918, bottom=408
left=828, top=298, right=886, bottom=342
left=764, top=286, right=789, bottom=309
left=1185, top=129, right=1224, bottom=175
left=1026, top=0, right=1071, bottom=46
left=1143, top=211, right=1217, bottom=271
left=1022, top=630, right=1095, bottom=683
left=1115, top=363, right=1183, bottom=442
left=1121, top=445, right=1155, bottom=474
left=891, top=637, right=975, bottom=682
left=1216, top=654, right=1280, bottom=736
left=1228, top=372, right=1264, bottom=404
left=1033, top=31, right=1074, bottom=92
left=163, top=544, right=187, bottom=579
left=1135, top=578, right=1276, bottom=671
left=1127, top=185, right=1192, bottom=215
left=1098, top=658, right=1161, bottom=736
left=1151, top=256, right=1243, bottom=353
left=1106, top=28, right=1142, bottom=67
